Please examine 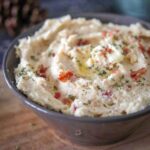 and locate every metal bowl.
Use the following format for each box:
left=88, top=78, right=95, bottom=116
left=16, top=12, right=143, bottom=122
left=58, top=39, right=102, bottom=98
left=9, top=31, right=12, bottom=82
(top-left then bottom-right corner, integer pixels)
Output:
left=3, top=13, right=150, bottom=146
